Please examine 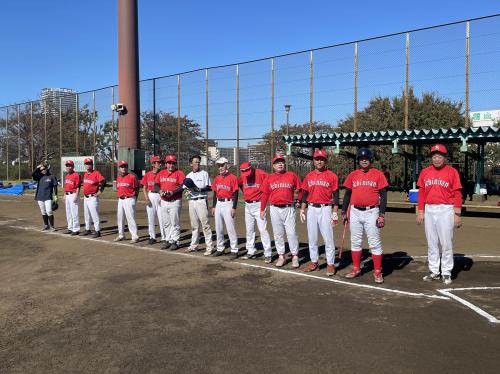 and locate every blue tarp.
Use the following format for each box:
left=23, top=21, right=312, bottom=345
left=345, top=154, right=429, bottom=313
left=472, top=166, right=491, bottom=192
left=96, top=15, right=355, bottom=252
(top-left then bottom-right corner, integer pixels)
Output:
left=0, top=184, right=25, bottom=195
